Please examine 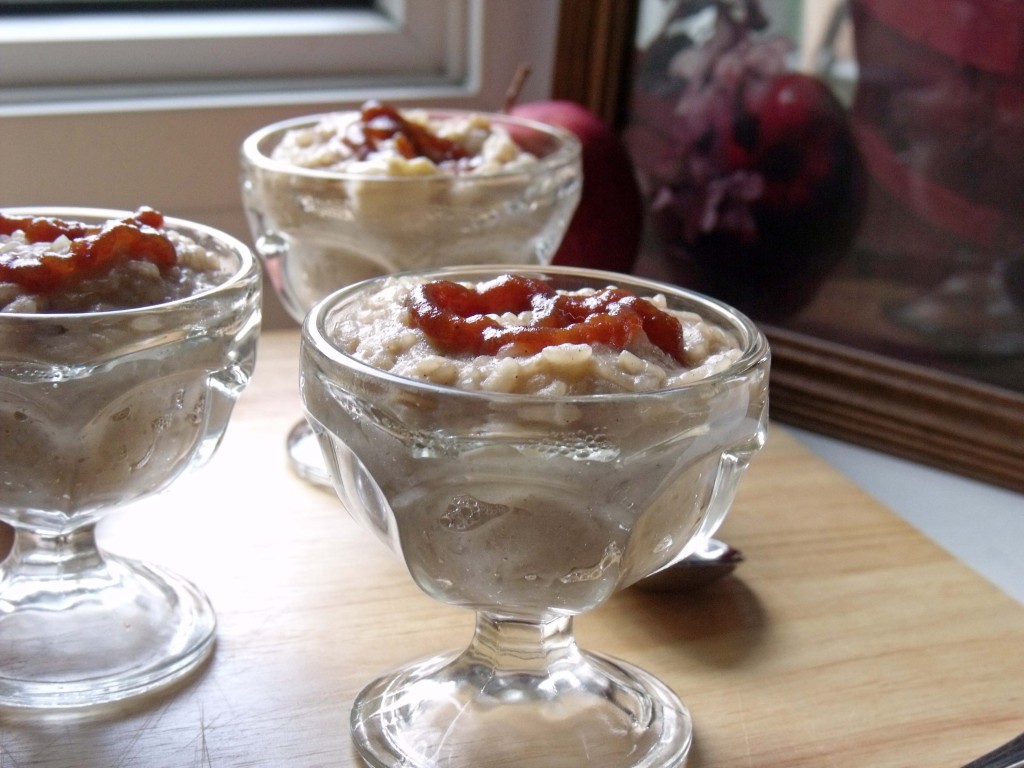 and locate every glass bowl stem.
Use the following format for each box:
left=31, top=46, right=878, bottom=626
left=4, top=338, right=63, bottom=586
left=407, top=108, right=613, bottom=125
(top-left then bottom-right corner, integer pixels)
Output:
left=351, top=610, right=692, bottom=768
